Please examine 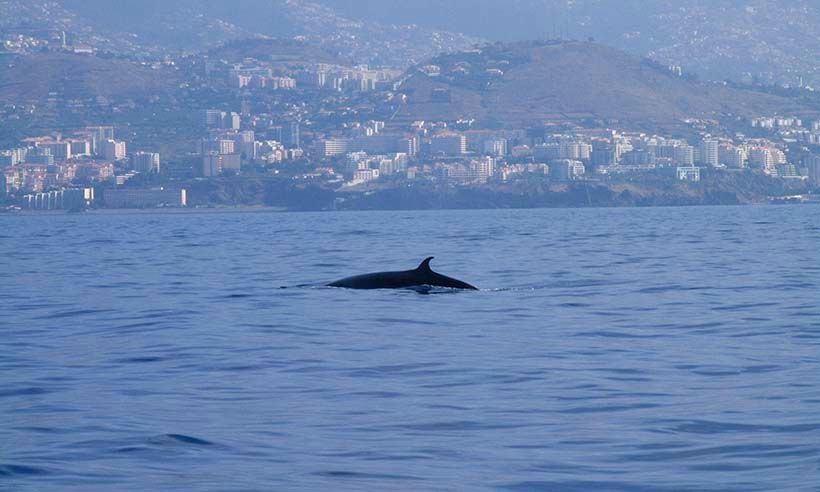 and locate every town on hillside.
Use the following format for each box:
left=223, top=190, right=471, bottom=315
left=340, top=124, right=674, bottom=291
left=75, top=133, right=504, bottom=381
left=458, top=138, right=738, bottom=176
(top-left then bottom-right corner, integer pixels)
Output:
left=3, top=29, right=820, bottom=210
